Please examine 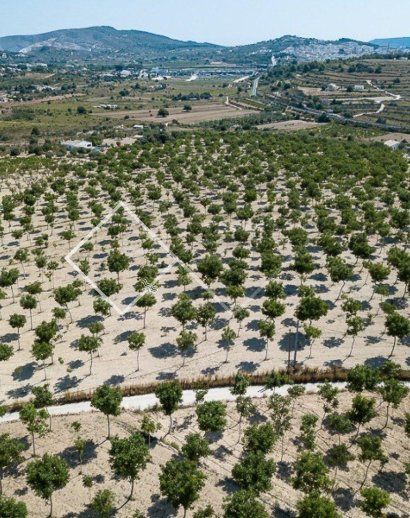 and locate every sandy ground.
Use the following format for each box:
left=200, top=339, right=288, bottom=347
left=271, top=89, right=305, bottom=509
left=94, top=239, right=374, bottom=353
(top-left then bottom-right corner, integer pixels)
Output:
left=91, top=103, right=258, bottom=124
left=0, top=390, right=408, bottom=517
left=256, top=120, right=323, bottom=131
